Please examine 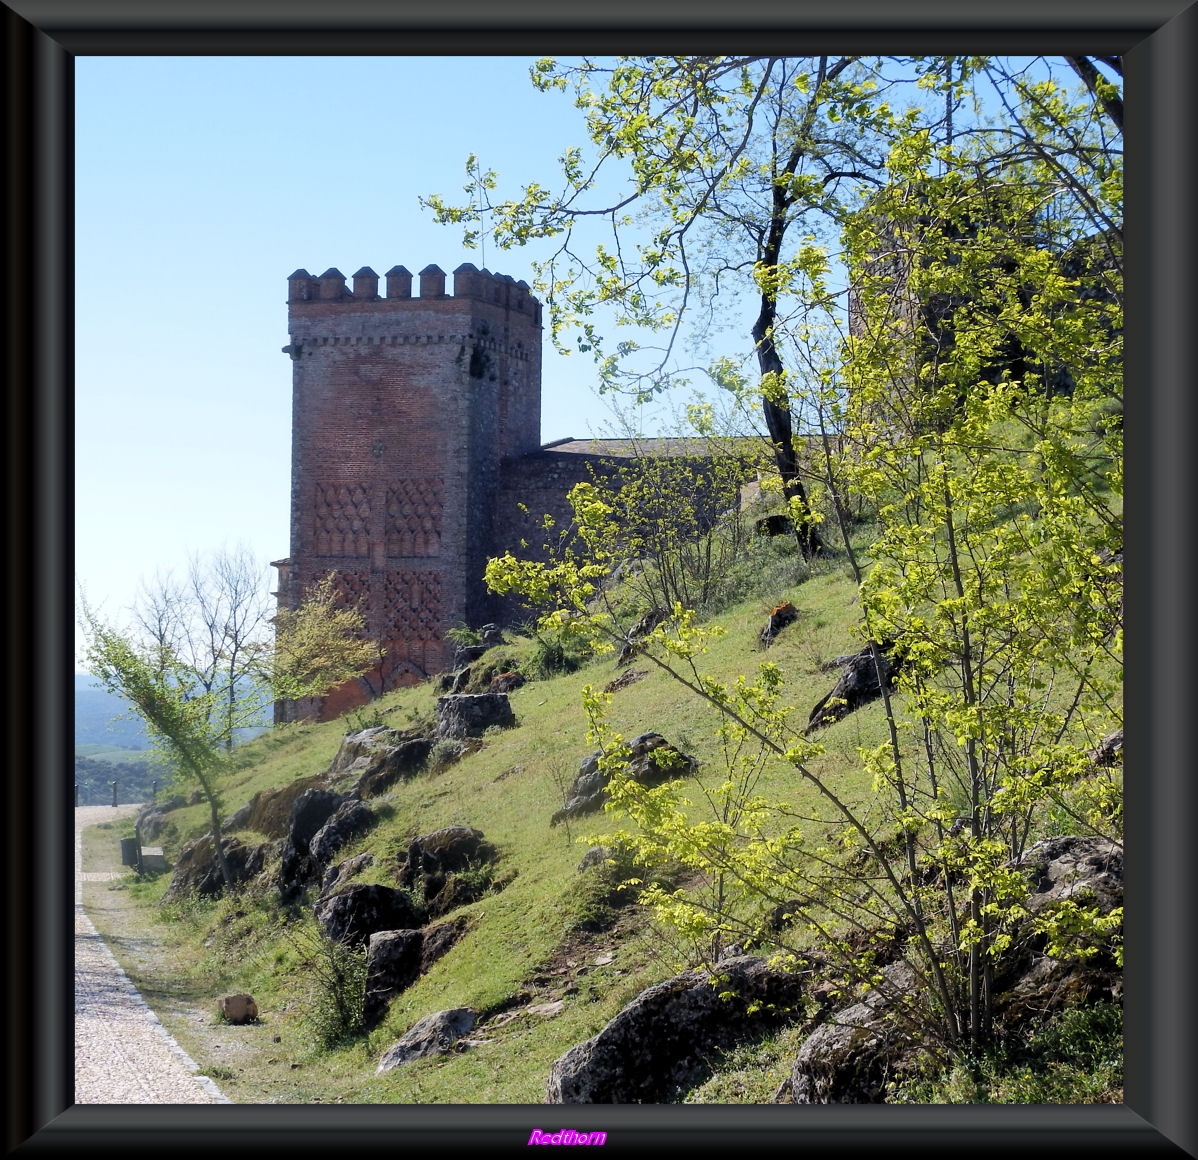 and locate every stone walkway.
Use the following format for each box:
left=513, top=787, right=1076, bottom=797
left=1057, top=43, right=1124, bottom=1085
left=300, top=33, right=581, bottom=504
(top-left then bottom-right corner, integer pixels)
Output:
left=74, top=805, right=229, bottom=1104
